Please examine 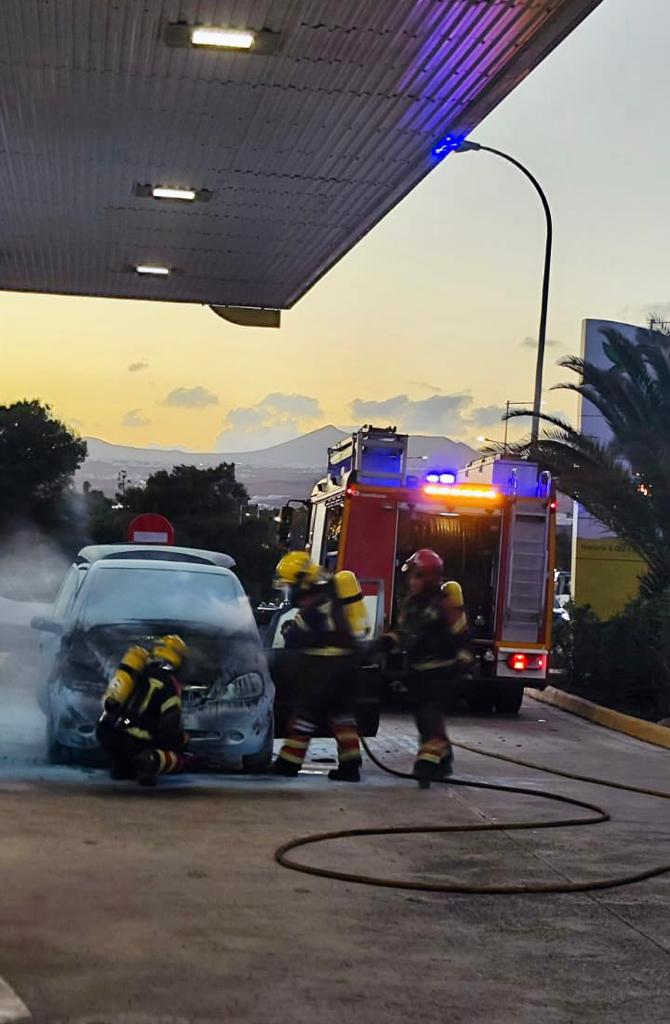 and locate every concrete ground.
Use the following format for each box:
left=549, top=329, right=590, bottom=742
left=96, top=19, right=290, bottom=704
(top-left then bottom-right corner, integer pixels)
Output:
left=0, top=641, right=669, bottom=1024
